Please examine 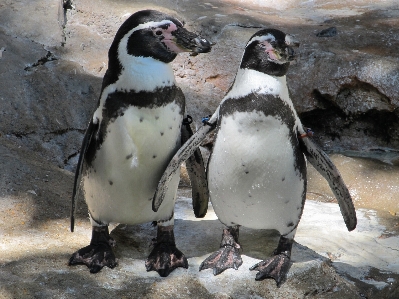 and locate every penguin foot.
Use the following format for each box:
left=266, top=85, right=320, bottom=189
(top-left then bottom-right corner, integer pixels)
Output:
left=250, top=235, right=294, bottom=286
left=145, top=225, right=188, bottom=277
left=199, top=227, right=243, bottom=275
left=249, top=253, right=290, bottom=286
left=68, top=226, right=118, bottom=273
